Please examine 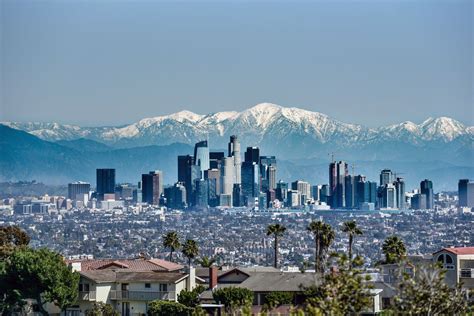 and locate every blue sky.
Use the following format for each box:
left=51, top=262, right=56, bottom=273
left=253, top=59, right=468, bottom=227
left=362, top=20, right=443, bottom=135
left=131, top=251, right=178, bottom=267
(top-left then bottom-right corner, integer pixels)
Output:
left=1, top=0, right=472, bottom=127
